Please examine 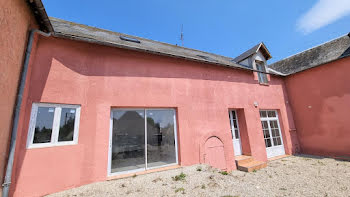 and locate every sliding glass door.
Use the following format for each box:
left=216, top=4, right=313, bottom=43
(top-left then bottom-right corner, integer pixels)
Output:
left=110, top=108, right=178, bottom=175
